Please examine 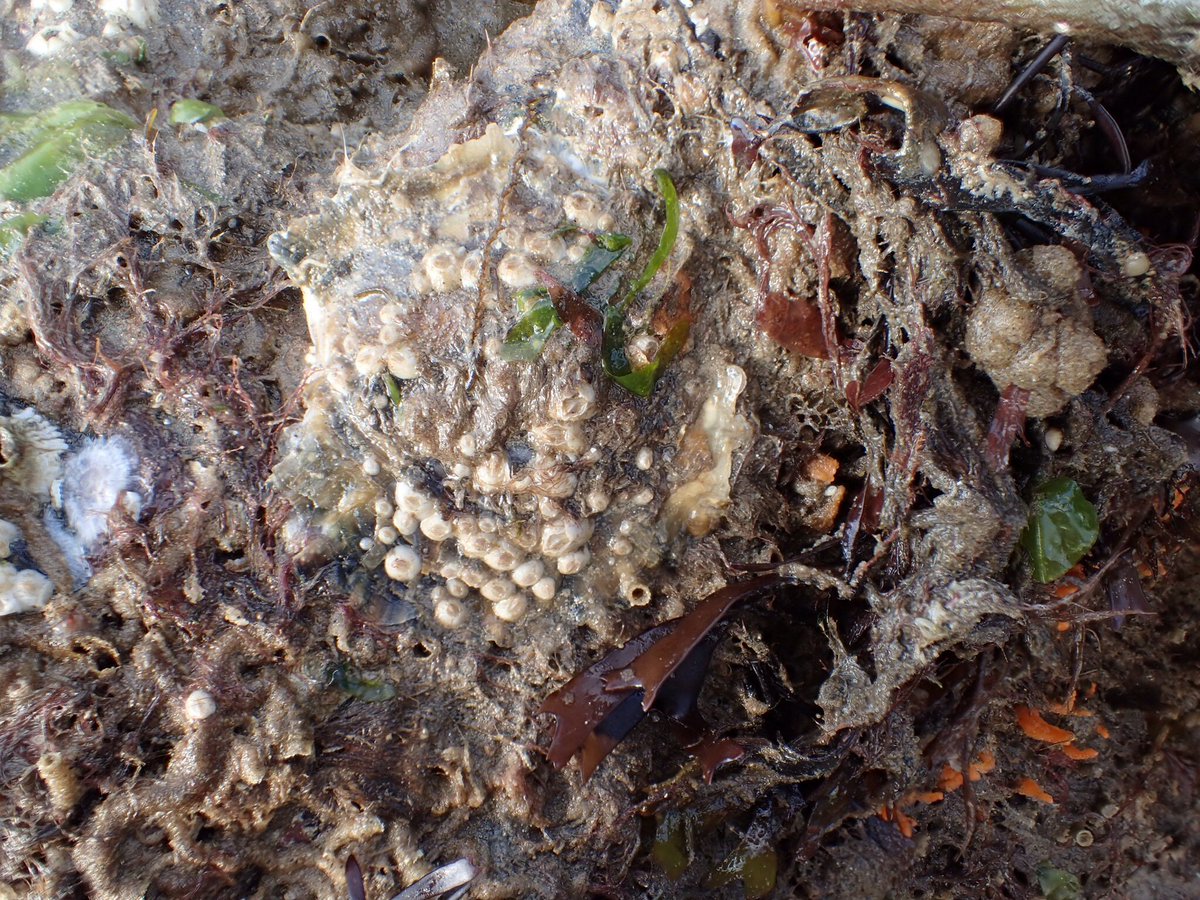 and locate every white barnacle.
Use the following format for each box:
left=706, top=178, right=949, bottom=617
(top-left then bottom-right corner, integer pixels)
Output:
left=354, top=345, right=385, bottom=377
left=497, top=252, right=538, bottom=288
left=510, top=558, right=545, bottom=588
left=540, top=516, right=593, bottom=557
left=549, top=379, right=597, bottom=422
left=483, top=542, right=522, bottom=572
left=434, top=596, right=469, bottom=628
left=394, top=481, right=436, bottom=519
left=555, top=547, right=590, bottom=576
left=422, top=245, right=464, bottom=292
left=531, top=577, right=557, bottom=602
left=387, top=345, right=420, bottom=380
left=562, top=191, right=614, bottom=231
left=184, top=689, right=216, bottom=721
left=392, top=509, right=419, bottom=536
left=459, top=249, right=484, bottom=290
left=472, top=452, right=511, bottom=494
left=480, top=577, right=516, bottom=603
left=383, top=544, right=422, bottom=582
left=420, top=513, right=453, bottom=542
left=492, top=591, right=528, bottom=622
